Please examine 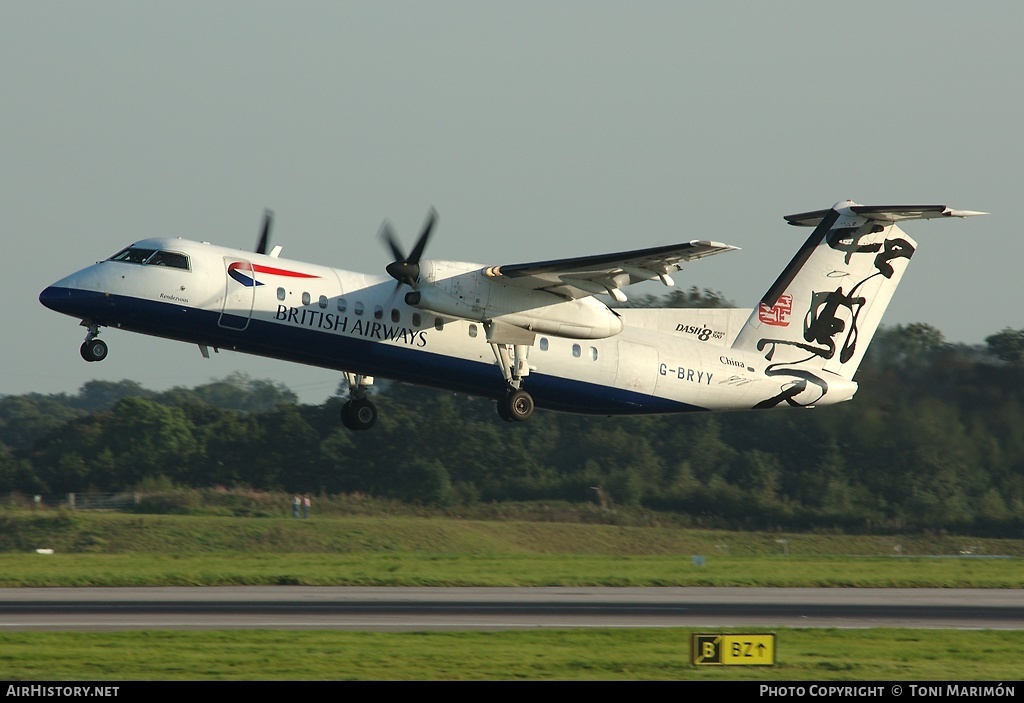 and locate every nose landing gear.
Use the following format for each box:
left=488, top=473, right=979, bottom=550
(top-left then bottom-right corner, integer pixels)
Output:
left=79, top=323, right=108, bottom=362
